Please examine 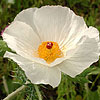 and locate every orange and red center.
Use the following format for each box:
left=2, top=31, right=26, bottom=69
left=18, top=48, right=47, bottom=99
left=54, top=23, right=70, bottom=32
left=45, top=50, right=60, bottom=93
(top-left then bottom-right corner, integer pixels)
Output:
left=38, top=41, right=63, bottom=64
